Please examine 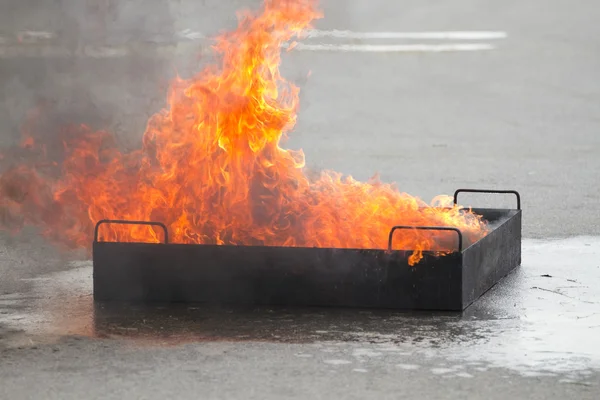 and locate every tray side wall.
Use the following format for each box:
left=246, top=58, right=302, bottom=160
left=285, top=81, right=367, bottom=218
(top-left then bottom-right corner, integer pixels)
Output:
left=461, top=210, right=522, bottom=309
left=93, top=244, right=463, bottom=310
